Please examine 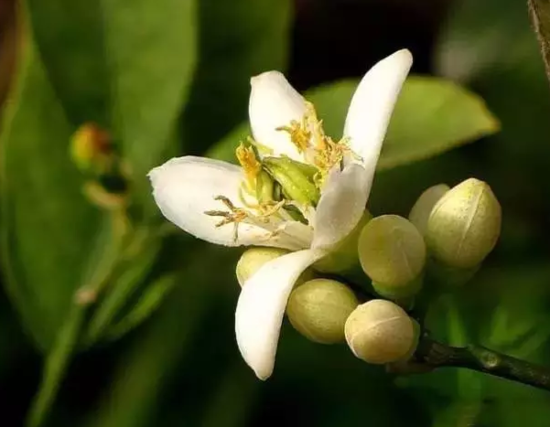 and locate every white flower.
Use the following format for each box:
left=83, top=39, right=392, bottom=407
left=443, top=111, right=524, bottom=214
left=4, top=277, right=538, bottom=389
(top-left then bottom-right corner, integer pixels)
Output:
left=149, top=49, right=413, bottom=380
